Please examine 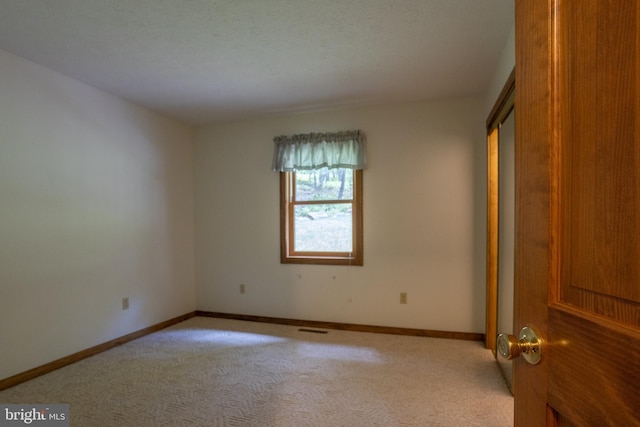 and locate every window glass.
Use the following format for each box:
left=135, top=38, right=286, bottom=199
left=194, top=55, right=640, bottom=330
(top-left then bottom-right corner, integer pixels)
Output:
left=280, top=168, right=363, bottom=265
left=294, top=168, right=354, bottom=202
left=293, top=203, right=353, bottom=252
